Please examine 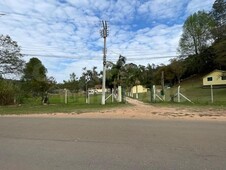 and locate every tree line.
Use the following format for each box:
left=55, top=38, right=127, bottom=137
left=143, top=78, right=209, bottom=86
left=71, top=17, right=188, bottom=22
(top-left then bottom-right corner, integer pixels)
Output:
left=0, top=0, right=225, bottom=105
